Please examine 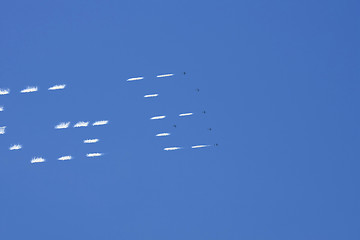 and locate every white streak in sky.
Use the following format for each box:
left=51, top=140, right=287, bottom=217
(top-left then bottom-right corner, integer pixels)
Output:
left=144, top=94, right=159, bottom=98
left=86, top=153, right=103, bottom=157
left=48, top=84, right=66, bottom=91
left=156, top=133, right=170, bottom=137
left=58, top=155, right=72, bottom=161
left=31, top=157, right=45, bottom=163
left=179, top=112, right=193, bottom=117
left=0, top=106, right=3, bottom=111
left=9, top=144, right=22, bottom=150
left=191, top=144, right=210, bottom=149
left=0, top=89, right=10, bottom=95
left=21, top=86, right=38, bottom=93
left=74, top=121, right=89, bottom=128
left=84, top=139, right=99, bottom=143
left=156, top=73, right=174, bottom=78
left=93, top=120, right=109, bottom=126
left=127, top=77, right=143, bottom=81
left=150, top=115, right=166, bottom=120
left=0, top=126, right=6, bottom=135
left=55, top=122, right=70, bottom=129
left=164, top=147, right=182, bottom=151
